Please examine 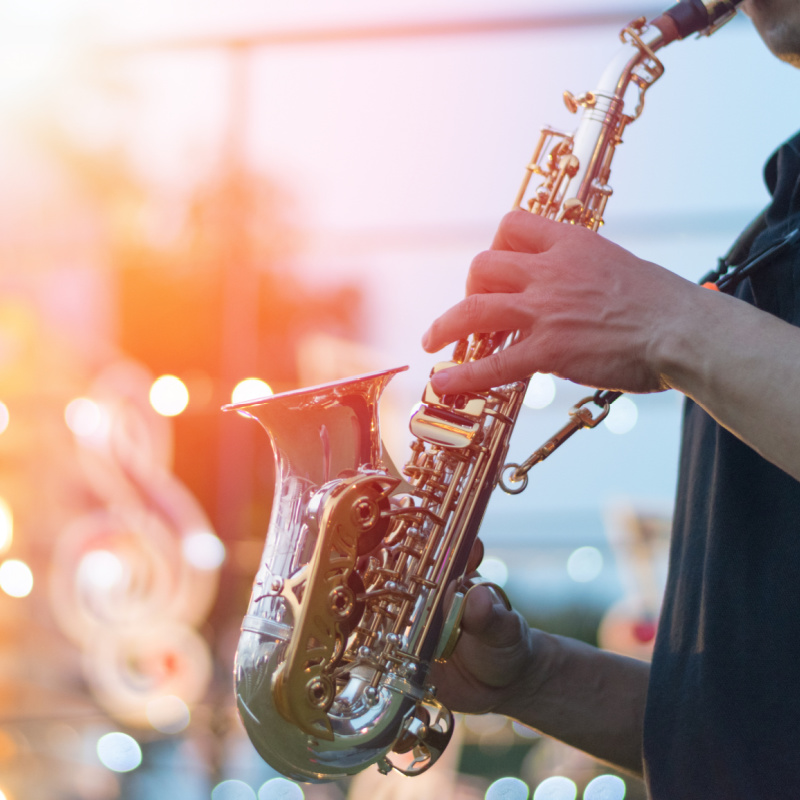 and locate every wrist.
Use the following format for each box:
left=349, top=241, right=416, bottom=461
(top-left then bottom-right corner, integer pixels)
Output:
left=648, top=279, right=724, bottom=395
